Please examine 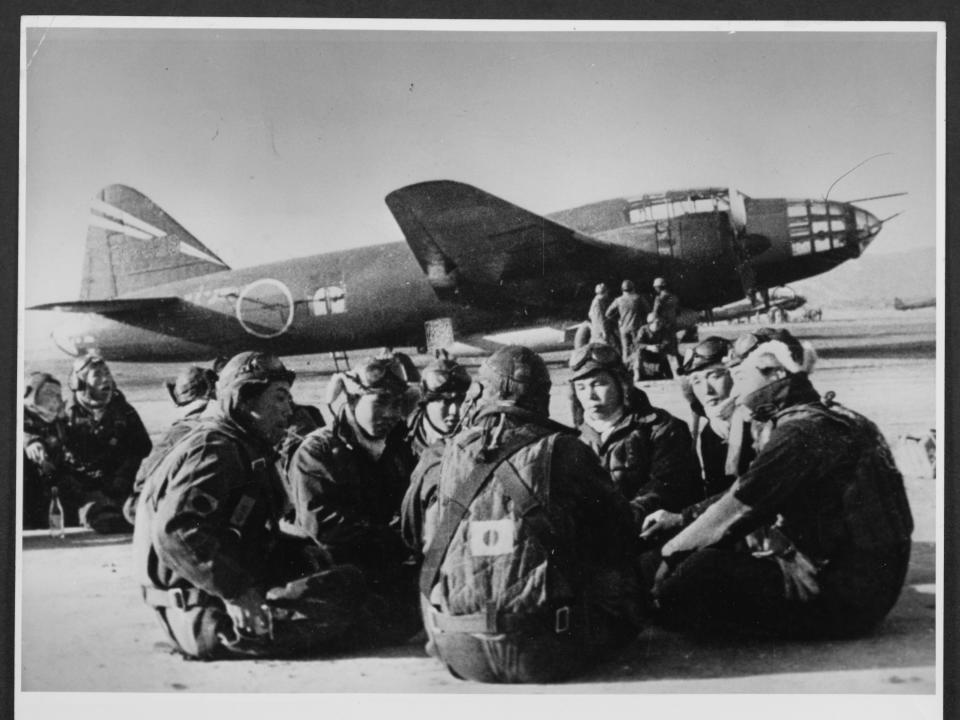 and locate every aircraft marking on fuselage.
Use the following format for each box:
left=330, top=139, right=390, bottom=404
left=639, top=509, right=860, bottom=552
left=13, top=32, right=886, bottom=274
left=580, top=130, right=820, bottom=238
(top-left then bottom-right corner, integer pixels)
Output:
left=310, top=284, right=347, bottom=316
left=235, top=278, right=295, bottom=338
